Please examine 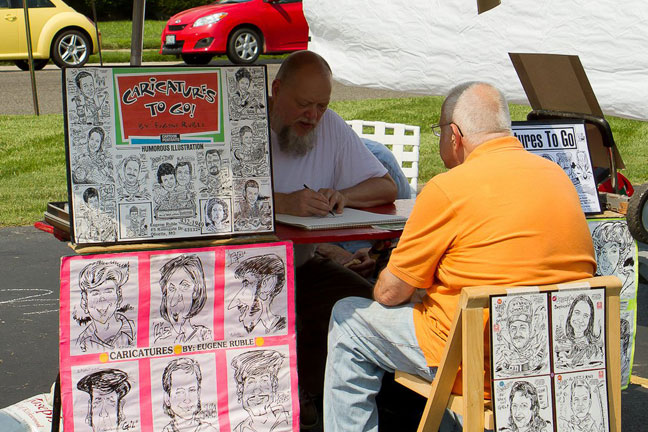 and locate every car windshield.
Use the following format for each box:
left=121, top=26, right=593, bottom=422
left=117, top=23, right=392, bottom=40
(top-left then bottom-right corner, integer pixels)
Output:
left=212, top=0, right=251, bottom=4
